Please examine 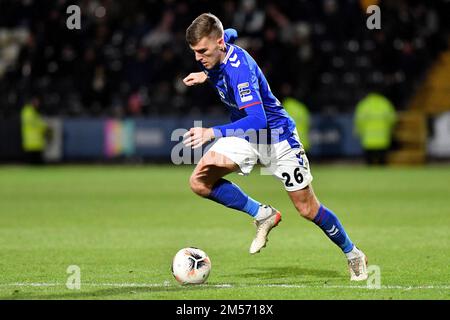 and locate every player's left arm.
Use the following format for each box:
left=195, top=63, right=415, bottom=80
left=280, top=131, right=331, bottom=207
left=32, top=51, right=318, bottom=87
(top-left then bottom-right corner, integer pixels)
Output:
left=183, top=102, right=267, bottom=149
left=183, top=57, right=267, bottom=149
left=211, top=101, right=267, bottom=138
left=211, top=63, right=267, bottom=138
